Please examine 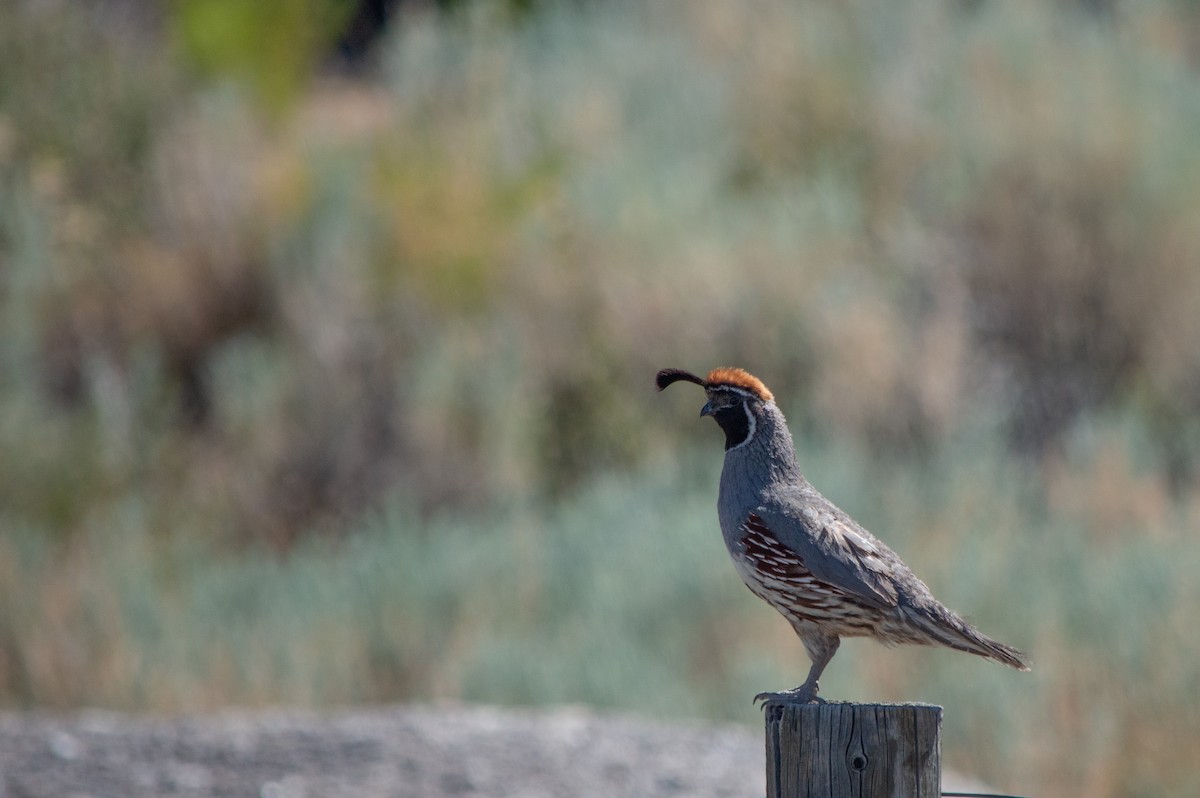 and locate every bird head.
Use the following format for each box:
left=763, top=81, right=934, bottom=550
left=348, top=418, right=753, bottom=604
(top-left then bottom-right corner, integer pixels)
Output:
left=656, top=367, right=774, bottom=450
